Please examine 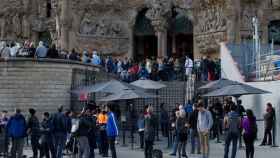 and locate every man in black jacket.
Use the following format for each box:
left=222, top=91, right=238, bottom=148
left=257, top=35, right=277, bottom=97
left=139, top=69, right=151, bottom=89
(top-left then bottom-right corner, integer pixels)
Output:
left=27, top=108, right=41, bottom=158
left=144, top=105, right=157, bottom=158
left=188, top=104, right=200, bottom=154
